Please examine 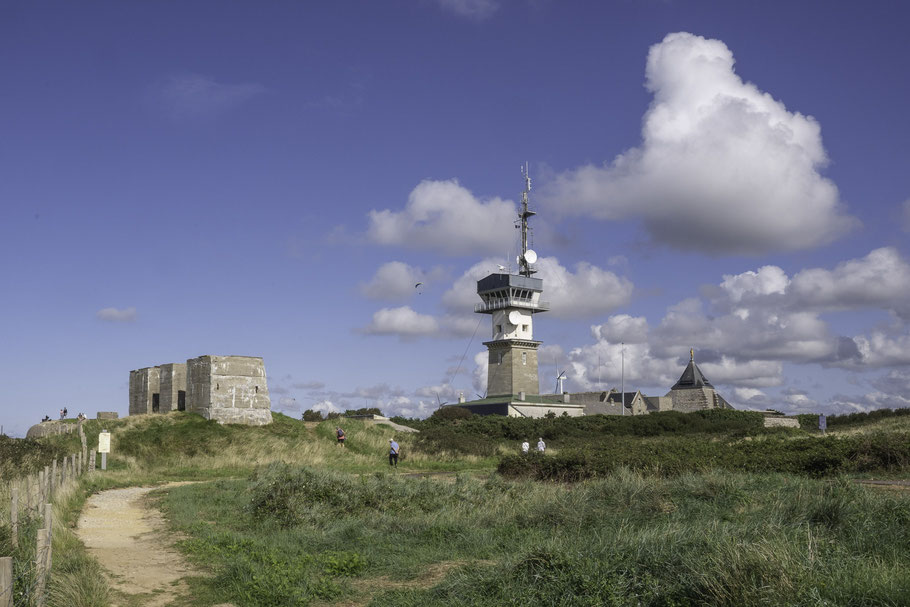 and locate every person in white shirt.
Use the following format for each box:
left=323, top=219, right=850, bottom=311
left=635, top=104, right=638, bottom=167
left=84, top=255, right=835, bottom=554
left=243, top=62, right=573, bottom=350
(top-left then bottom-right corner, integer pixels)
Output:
left=521, top=440, right=529, bottom=454
left=537, top=437, right=546, bottom=453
